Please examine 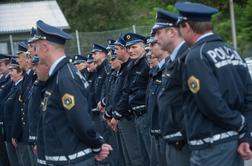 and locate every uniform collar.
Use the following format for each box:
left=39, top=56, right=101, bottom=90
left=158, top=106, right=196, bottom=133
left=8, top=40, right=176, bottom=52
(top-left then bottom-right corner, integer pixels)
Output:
left=15, top=78, right=23, bottom=86
left=49, top=55, right=66, bottom=76
left=26, top=69, right=32, bottom=75
left=170, top=41, right=185, bottom=61
left=158, top=58, right=166, bottom=69
left=196, top=32, right=214, bottom=43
